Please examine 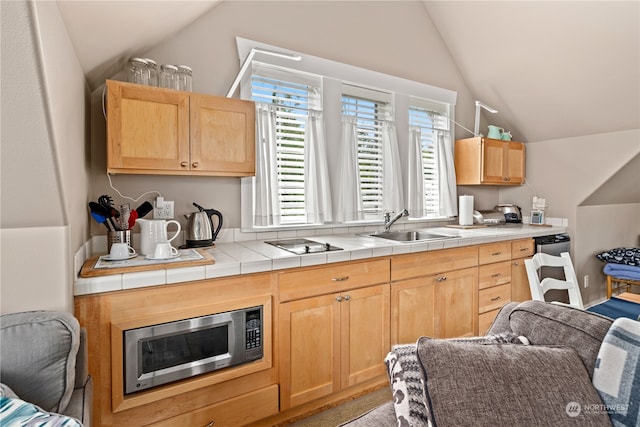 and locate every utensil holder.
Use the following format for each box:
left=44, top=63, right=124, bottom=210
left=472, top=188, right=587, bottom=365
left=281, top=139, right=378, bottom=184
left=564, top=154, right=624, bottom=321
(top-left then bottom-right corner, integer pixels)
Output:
left=108, top=230, right=131, bottom=253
